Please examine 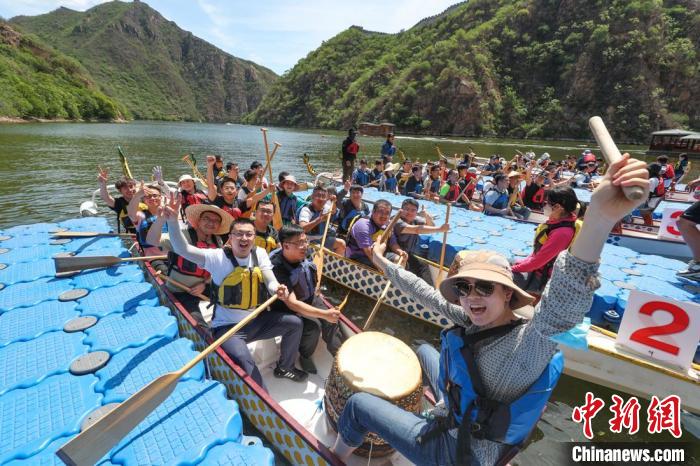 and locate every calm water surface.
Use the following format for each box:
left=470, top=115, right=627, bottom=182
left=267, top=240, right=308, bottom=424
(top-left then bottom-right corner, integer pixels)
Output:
left=0, top=122, right=695, bottom=464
